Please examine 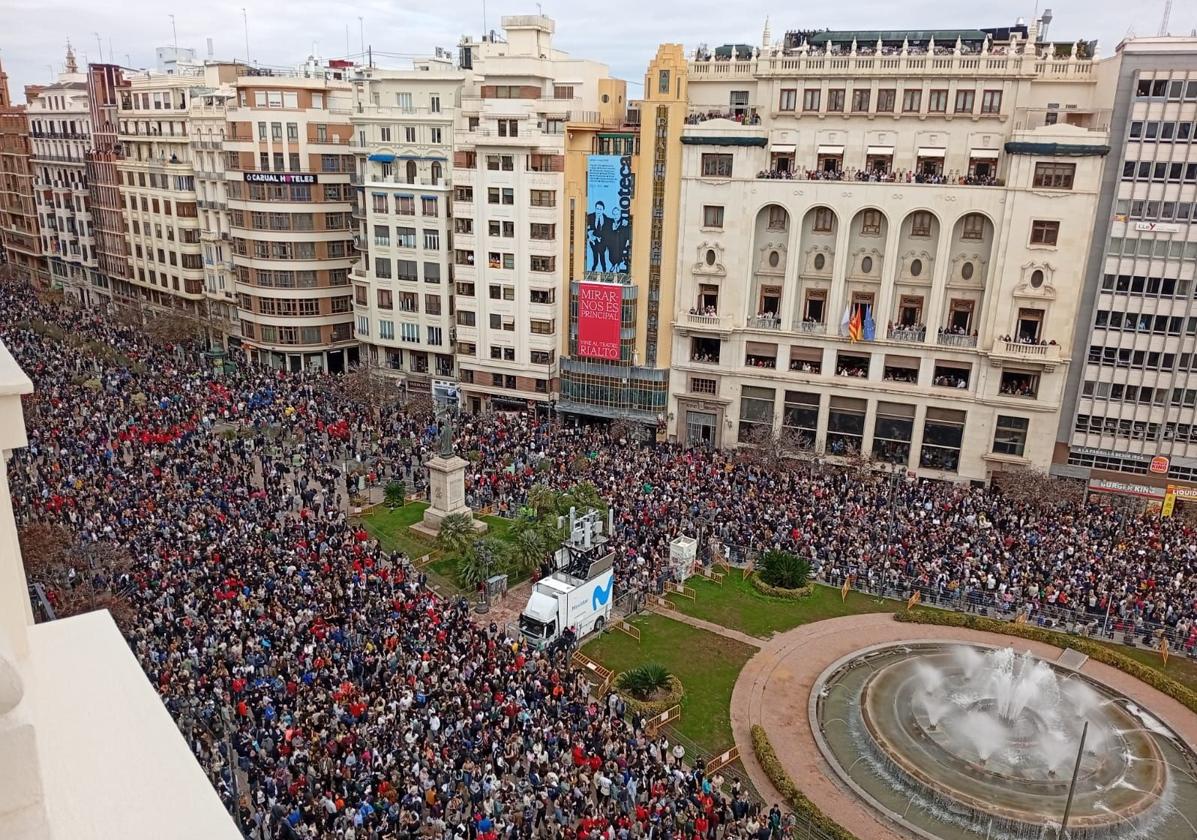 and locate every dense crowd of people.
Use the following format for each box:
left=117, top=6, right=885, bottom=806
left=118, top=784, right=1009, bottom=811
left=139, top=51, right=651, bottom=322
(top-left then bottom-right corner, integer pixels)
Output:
left=4, top=276, right=1197, bottom=837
